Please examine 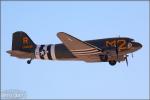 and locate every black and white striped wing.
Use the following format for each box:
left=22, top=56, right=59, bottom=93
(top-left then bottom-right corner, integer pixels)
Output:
left=57, top=32, right=103, bottom=62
